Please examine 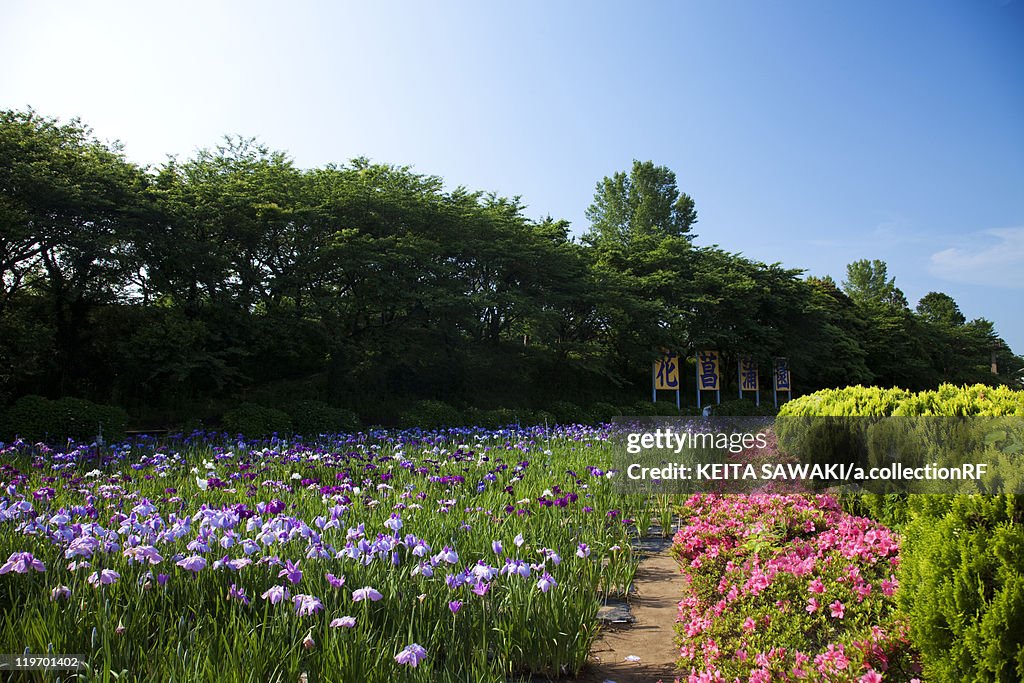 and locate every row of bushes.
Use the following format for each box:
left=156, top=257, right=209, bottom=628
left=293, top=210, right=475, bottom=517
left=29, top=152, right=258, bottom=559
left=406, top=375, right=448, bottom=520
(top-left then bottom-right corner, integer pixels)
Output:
left=0, top=395, right=129, bottom=442
left=779, top=383, right=1024, bottom=417
left=1, top=394, right=781, bottom=442
left=779, top=384, right=1024, bottom=682
left=221, top=401, right=361, bottom=436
